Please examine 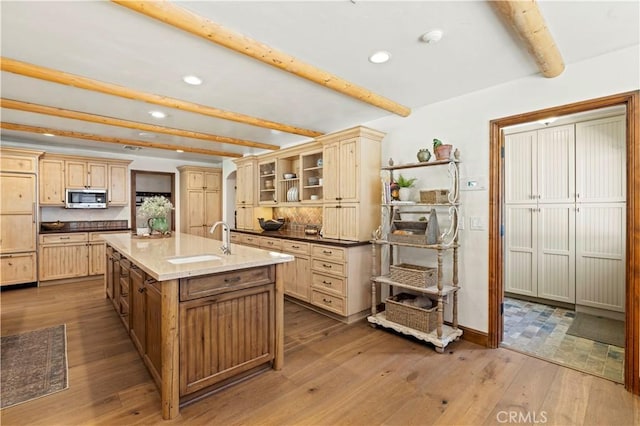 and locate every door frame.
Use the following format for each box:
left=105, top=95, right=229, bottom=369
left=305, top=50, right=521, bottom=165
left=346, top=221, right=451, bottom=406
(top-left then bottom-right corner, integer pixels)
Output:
left=488, top=90, right=639, bottom=394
